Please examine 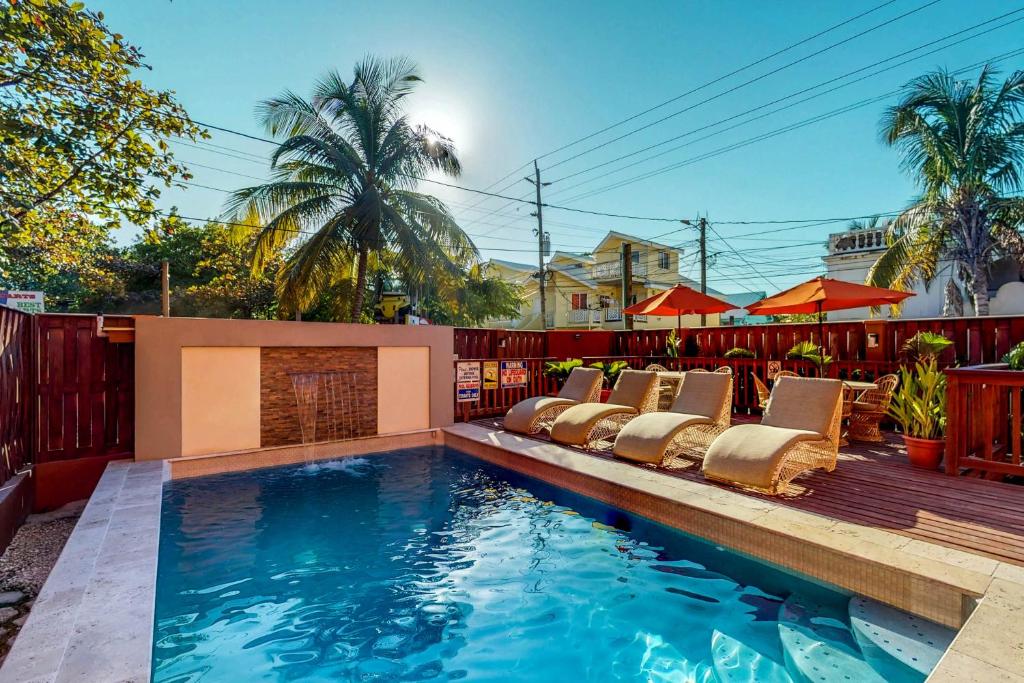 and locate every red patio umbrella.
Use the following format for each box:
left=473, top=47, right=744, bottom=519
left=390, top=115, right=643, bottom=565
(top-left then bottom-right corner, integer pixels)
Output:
left=623, top=284, right=734, bottom=342
left=744, top=276, right=913, bottom=354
